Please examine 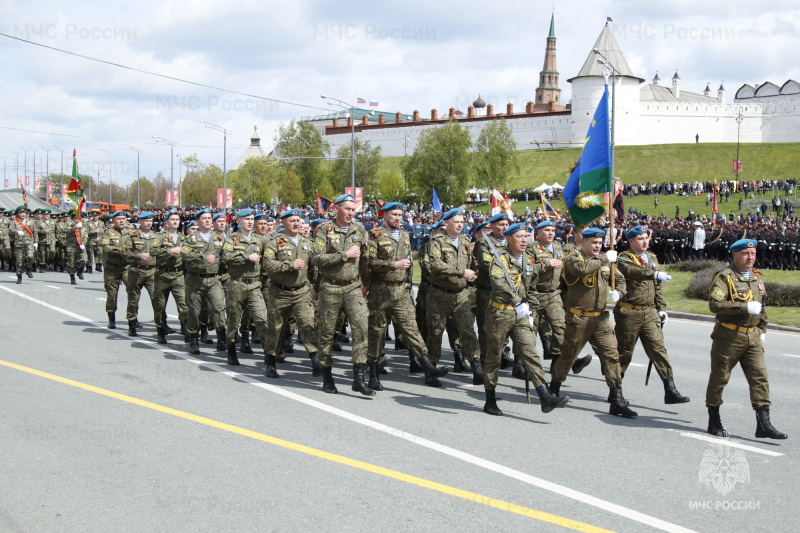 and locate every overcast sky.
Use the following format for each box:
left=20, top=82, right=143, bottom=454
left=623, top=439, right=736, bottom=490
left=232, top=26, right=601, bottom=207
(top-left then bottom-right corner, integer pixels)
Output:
left=2, top=0, right=798, bottom=188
